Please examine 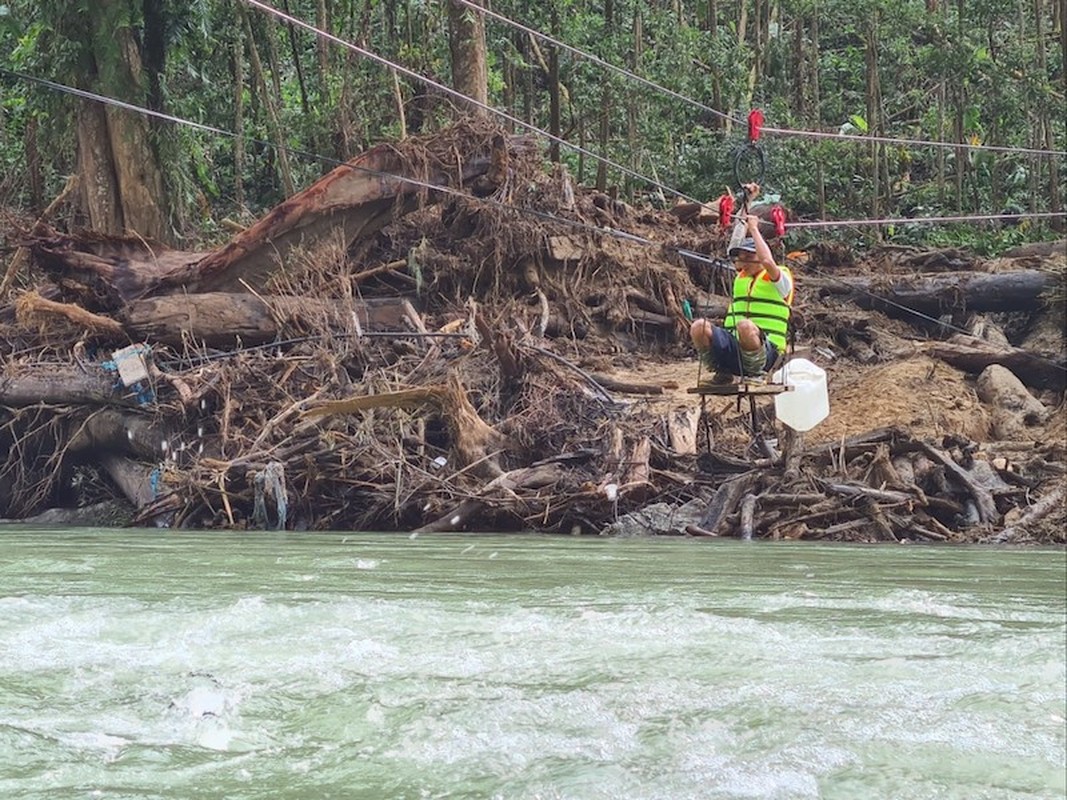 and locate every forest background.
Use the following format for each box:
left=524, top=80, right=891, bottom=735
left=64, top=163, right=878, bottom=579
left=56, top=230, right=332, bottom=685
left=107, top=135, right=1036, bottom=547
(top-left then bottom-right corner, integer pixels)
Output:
left=0, top=0, right=1063, bottom=253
